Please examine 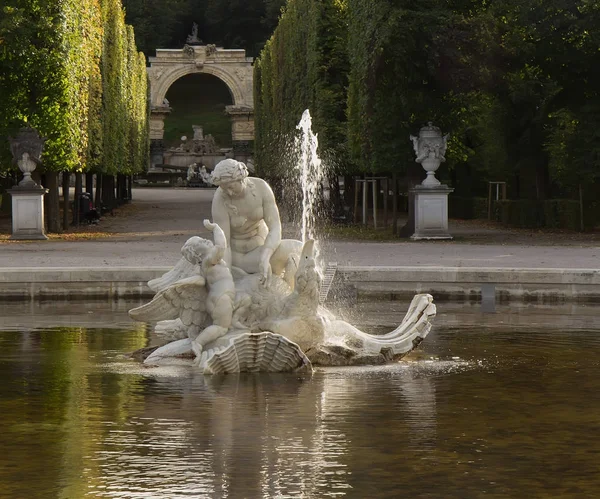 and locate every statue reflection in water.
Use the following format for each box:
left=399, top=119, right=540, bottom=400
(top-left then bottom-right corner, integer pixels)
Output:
left=84, top=368, right=437, bottom=497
